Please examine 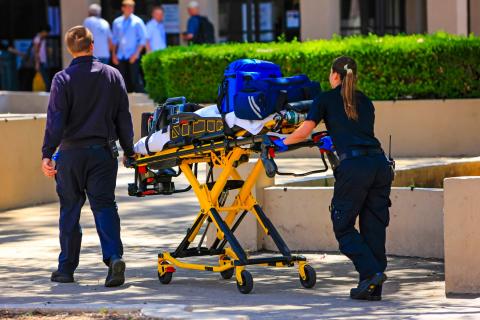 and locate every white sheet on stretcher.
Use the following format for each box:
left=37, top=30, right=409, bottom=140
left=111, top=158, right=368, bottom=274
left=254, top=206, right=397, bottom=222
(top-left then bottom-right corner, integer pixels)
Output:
left=134, top=105, right=277, bottom=155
